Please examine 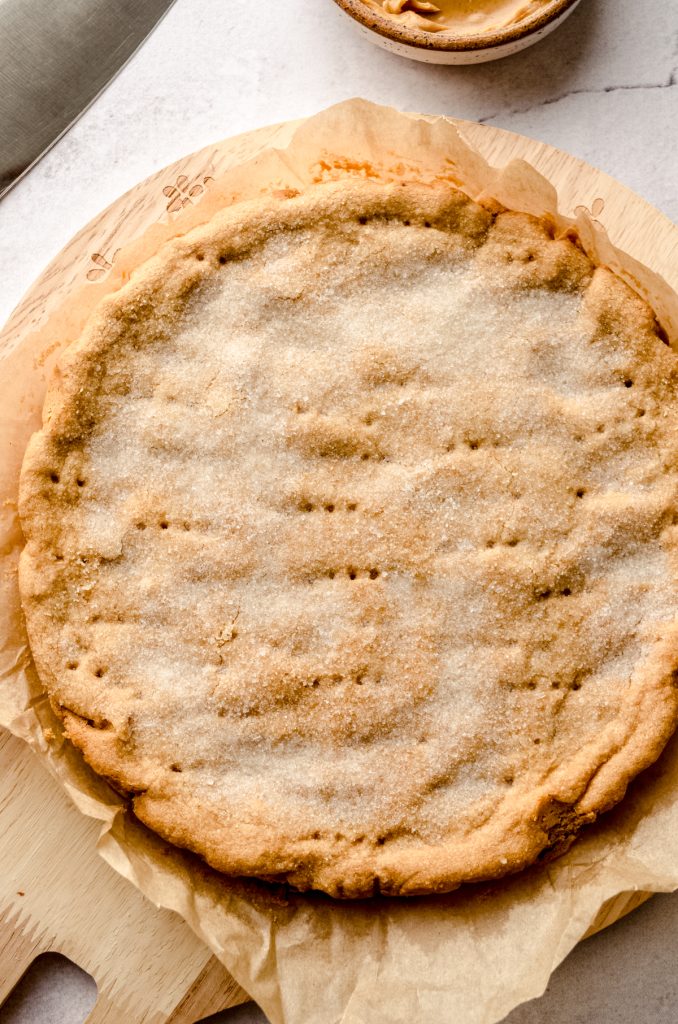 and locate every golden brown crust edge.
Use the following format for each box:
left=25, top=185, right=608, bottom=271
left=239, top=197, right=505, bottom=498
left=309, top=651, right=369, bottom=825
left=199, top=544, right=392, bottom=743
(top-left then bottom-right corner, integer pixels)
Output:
left=52, top=649, right=678, bottom=897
